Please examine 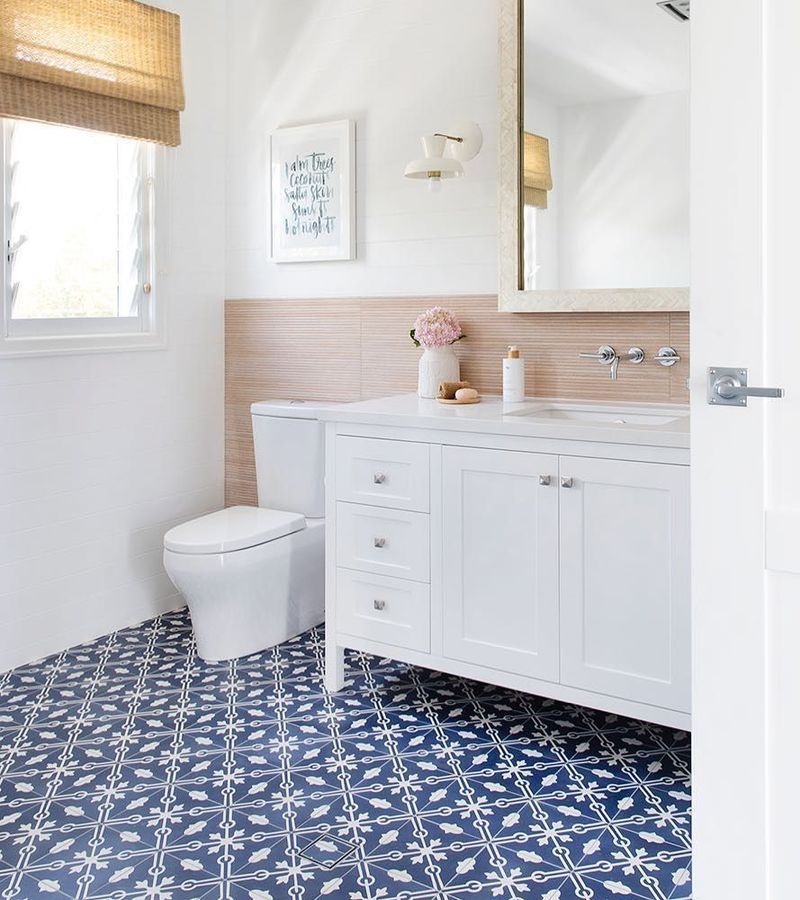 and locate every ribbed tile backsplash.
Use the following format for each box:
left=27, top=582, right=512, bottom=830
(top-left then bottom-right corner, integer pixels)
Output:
left=226, top=296, right=689, bottom=506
